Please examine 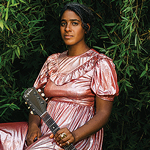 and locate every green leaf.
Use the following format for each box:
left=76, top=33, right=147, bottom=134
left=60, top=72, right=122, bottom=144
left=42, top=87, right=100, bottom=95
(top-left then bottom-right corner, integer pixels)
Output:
left=140, top=70, right=147, bottom=78
left=19, top=0, right=26, bottom=4
left=107, top=44, right=118, bottom=50
left=110, top=25, right=118, bottom=34
left=0, top=19, right=4, bottom=30
left=3, top=21, right=10, bottom=30
left=105, top=23, right=116, bottom=26
left=9, top=103, right=20, bottom=110
left=126, top=66, right=131, bottom=77
left=101, top=24, right=108, bottom=34
left=12, top=0, right=14, bottom=5
left=93, top=46, right=106, bottom=52
left=5, top=8, right=9, bottom=21
left=17, top=46, right=20, bottom=57
left=146, top=63, right=148, bottom=71
left=0, top=104, right=10, bottom=109
left=135, top=34, right=137, bottom=47
left=121, top=16, right=129, bottom=21
left=12, top=51, right=15, bottom=63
